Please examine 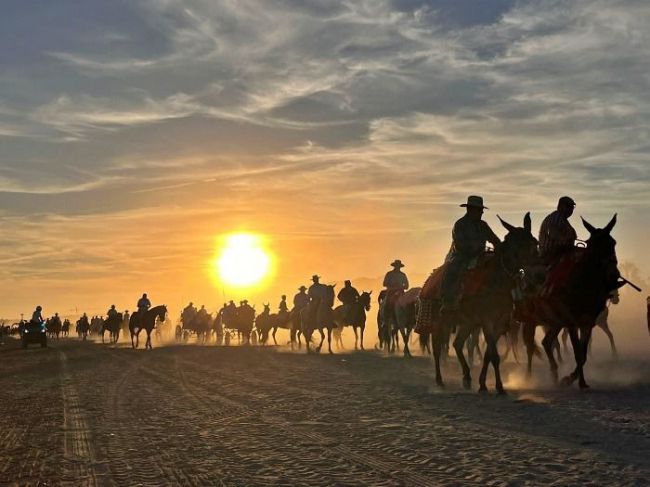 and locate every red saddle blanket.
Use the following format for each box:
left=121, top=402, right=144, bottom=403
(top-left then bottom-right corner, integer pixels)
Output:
left=542, top=249, right=585, bottom=295
left=420, top=258, right=494, bottom=301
